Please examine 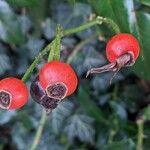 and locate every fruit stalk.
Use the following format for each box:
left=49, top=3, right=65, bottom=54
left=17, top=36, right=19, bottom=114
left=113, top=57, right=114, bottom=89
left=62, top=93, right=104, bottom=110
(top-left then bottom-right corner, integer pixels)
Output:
left=86, top=53, right=134, bottom=77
